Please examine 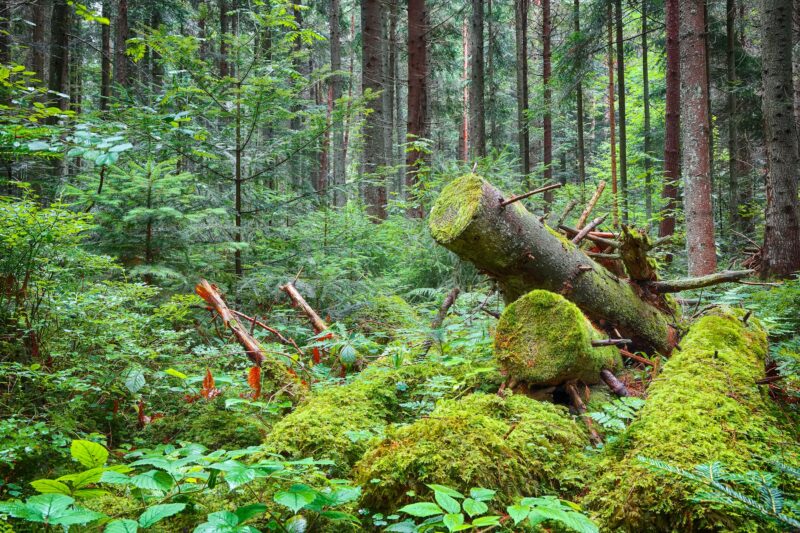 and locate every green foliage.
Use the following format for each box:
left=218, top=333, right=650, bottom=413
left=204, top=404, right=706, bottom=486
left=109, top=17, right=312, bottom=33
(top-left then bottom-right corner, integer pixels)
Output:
left=588, top=397, right=646, bottom=434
